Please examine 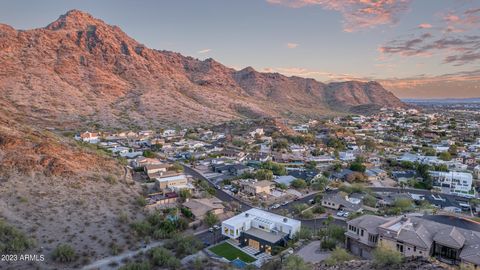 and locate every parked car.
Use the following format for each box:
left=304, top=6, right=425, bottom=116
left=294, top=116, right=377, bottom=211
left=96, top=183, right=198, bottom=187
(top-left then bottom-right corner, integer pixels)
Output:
left=213, top=225, right=220, bottom=230
left=336, top=211, right=345, bottom=217
left=343, top=212, right=350, bottom=218
left=209, top=227, right=214, bottom=233
left=308, top=199, right=315, bottom=205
